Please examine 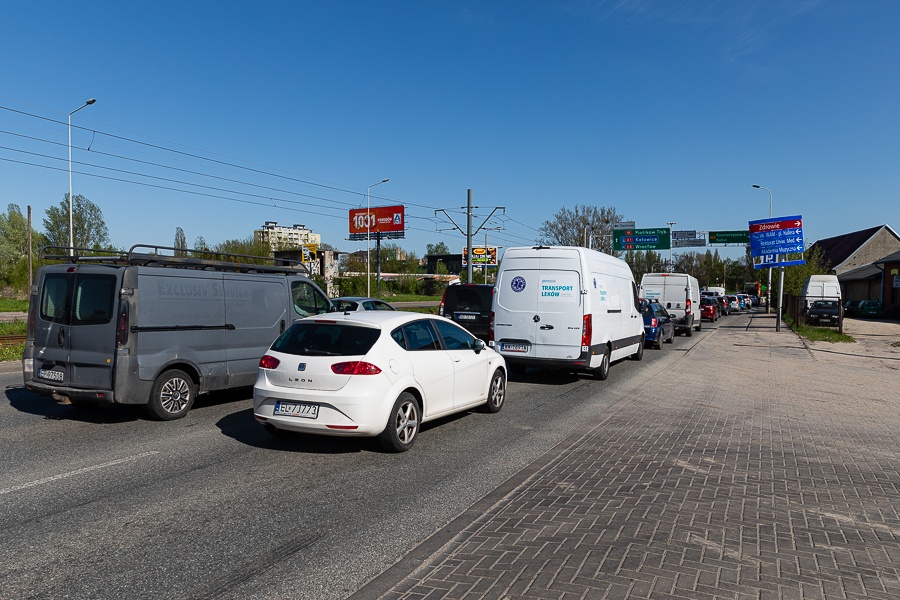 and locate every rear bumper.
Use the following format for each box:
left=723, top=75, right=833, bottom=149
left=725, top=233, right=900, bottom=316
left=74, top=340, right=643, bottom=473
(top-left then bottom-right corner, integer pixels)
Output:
left=24, top=380, right=116, bottom=403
